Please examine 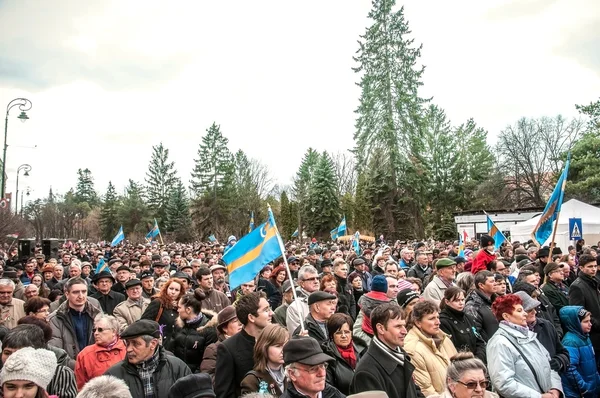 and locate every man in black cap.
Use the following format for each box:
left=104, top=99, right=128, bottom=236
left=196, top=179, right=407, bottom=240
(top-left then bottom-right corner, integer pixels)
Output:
left=113, top=279, right=151, bottom=332
left=152, top=262, right=167, bottom=280
left=534, top=246, right=551, bottom=277
left=282, top=336, right=344, bottom=398
left=139, top=271, right=157, bottom=299
left=91, top=271, right=125, bottom=315
left=287, top=256, right=300, bottom=280
left=105, top=319, right=191, bottom=398
left=112, top=265, right=131, bottom=295
left=293, top=291, right=338, bottom=343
